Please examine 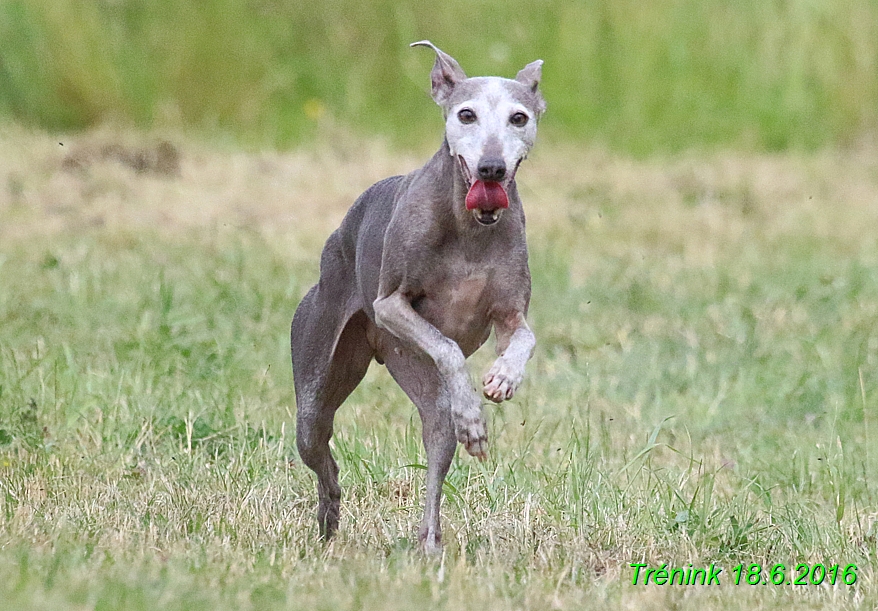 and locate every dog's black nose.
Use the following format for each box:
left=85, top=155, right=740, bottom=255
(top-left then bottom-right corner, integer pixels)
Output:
left=477, top=157, right=506, bottom=182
